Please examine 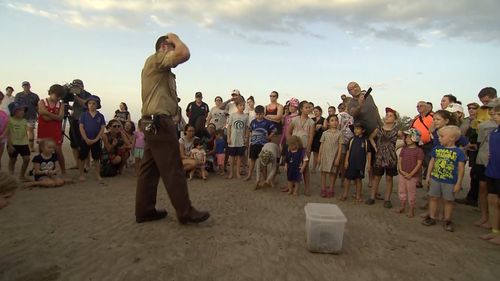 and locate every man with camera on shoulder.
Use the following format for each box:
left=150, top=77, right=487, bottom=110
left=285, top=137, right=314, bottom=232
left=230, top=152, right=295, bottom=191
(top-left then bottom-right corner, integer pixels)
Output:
left=68, top=79, right=92, bottom=169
